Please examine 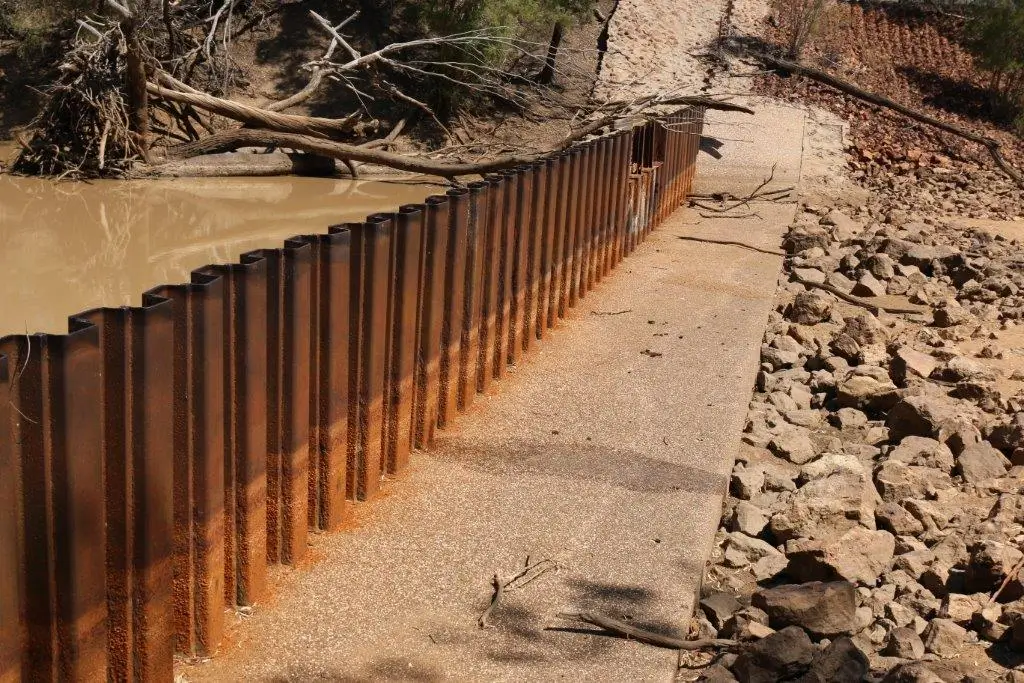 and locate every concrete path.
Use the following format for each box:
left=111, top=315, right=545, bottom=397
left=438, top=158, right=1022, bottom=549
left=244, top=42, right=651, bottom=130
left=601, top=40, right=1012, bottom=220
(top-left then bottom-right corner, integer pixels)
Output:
left=179, top=104, right=806, bottom=683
